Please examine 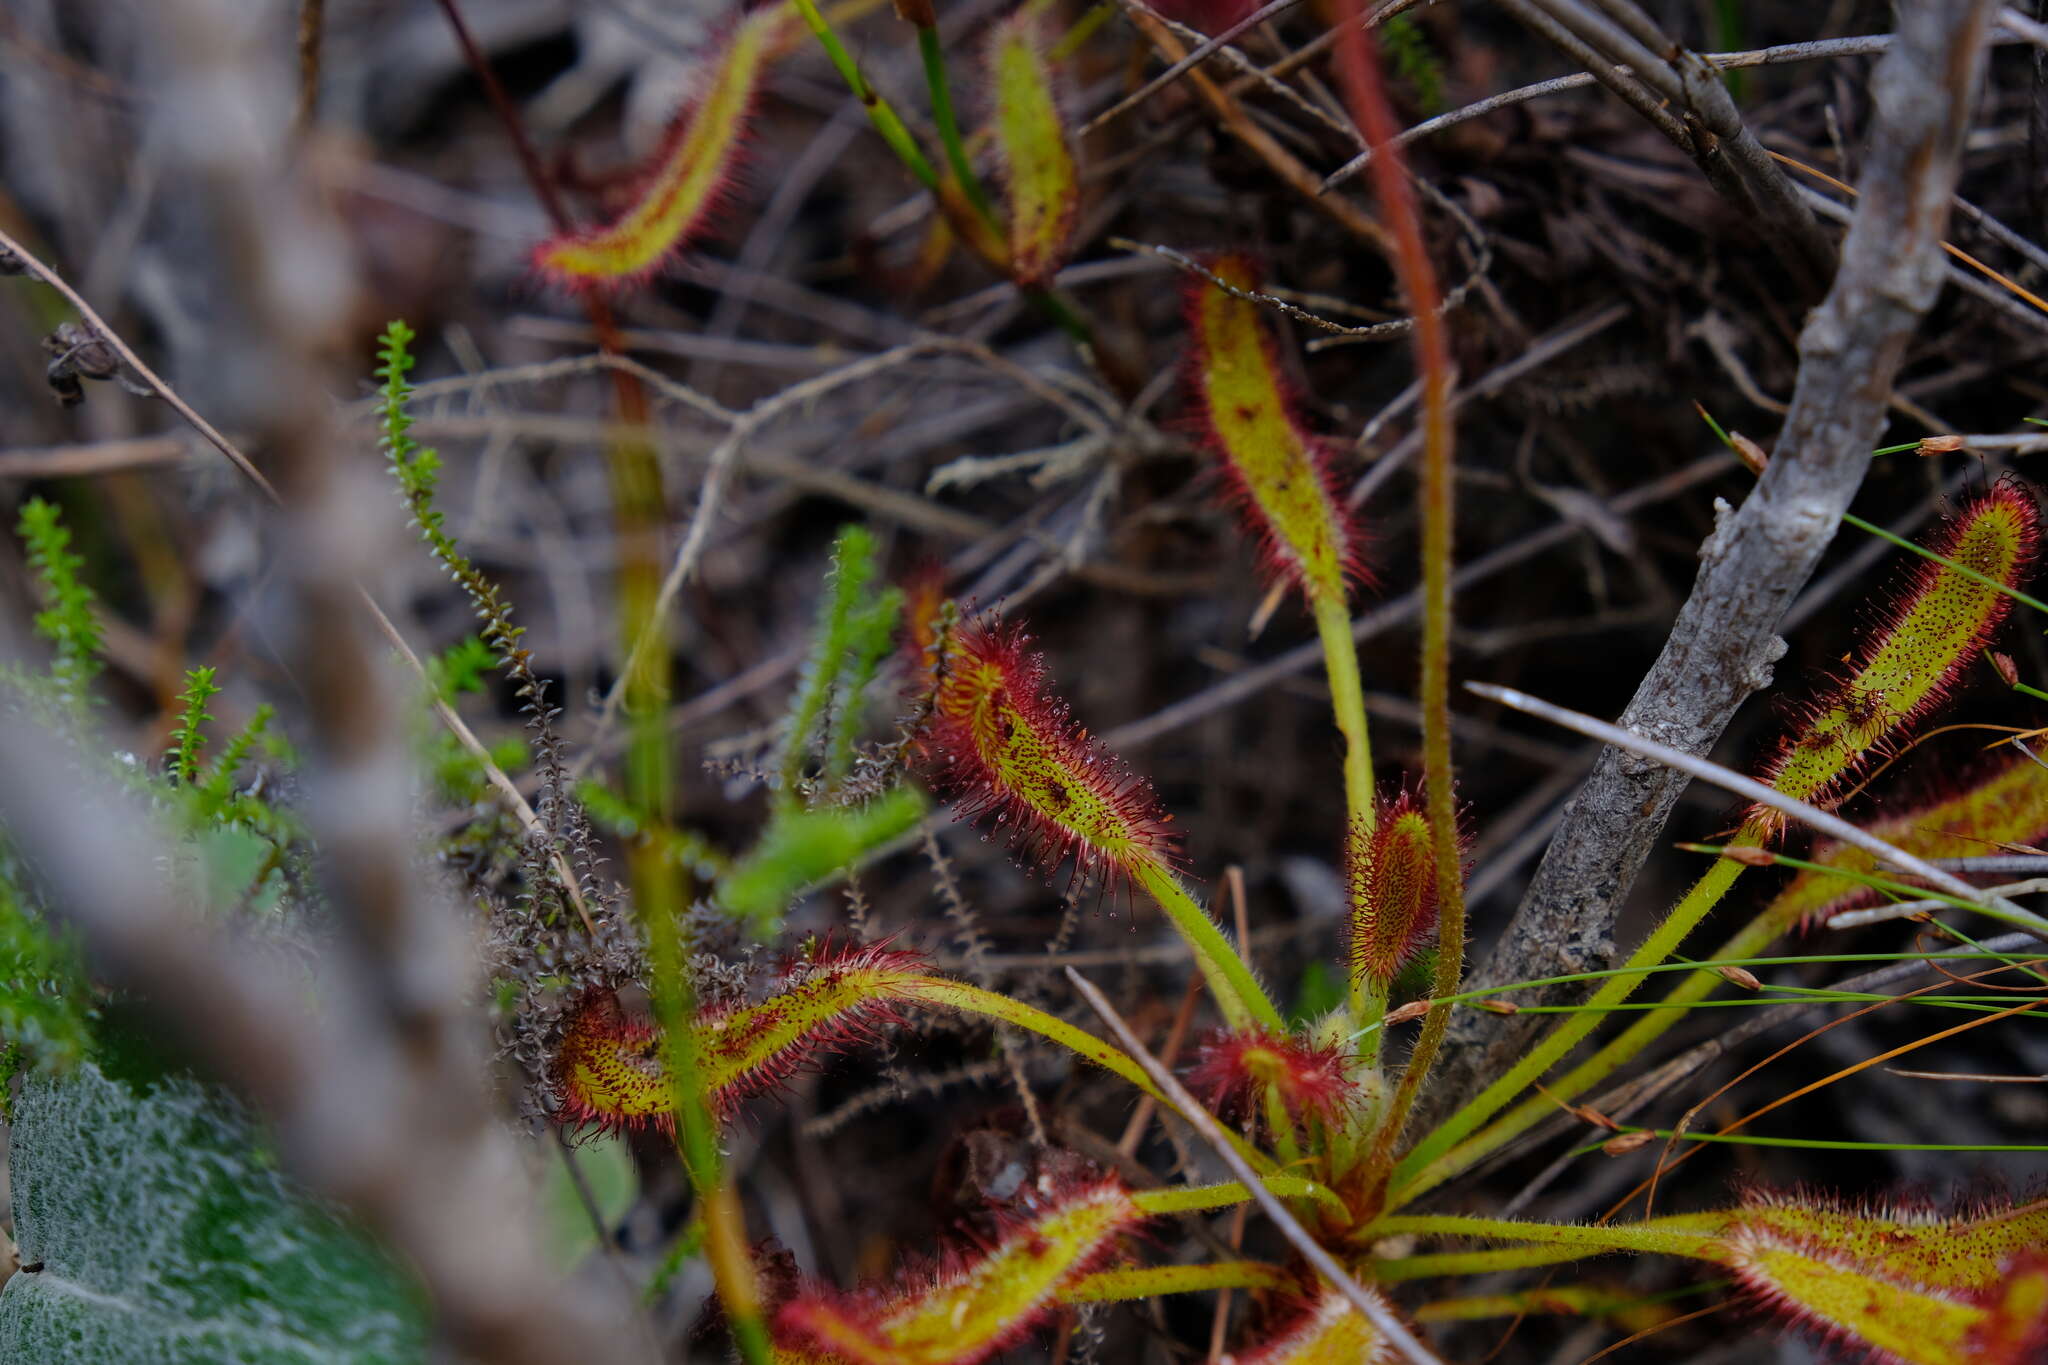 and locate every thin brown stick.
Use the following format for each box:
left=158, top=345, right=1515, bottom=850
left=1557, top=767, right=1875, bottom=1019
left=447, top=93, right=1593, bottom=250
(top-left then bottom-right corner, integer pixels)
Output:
left=0, top=226, right=280, bottom=503
left=1112, top=0, right=1395, bottom=254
